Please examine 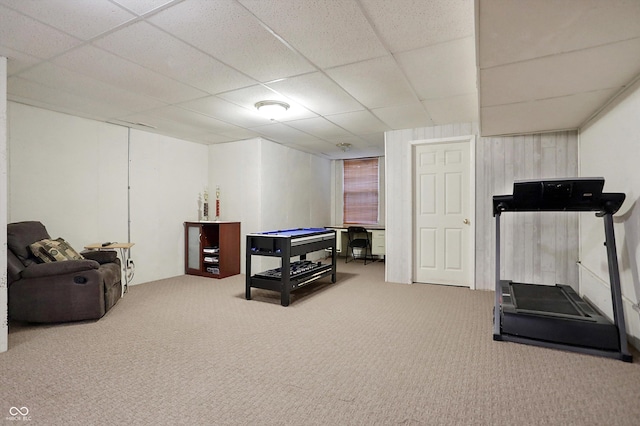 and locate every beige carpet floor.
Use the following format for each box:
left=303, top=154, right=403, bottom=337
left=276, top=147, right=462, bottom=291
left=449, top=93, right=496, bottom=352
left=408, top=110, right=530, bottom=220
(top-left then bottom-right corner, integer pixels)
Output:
left=2, top=260, right=640, bottom=425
